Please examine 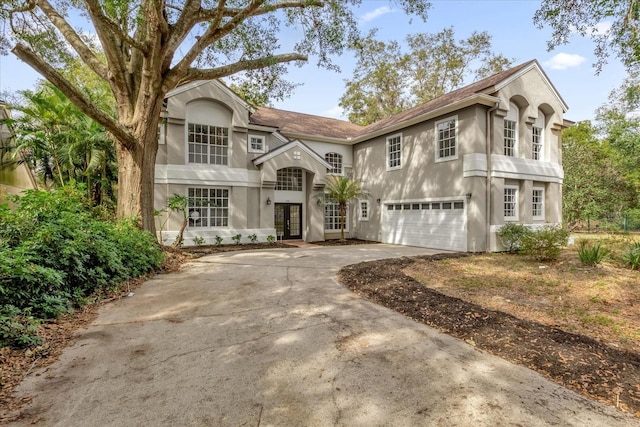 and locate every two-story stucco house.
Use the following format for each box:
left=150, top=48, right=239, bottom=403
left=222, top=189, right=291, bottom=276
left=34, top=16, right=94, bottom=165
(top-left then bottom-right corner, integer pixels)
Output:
left=155, top=59, right=568, bottom=252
